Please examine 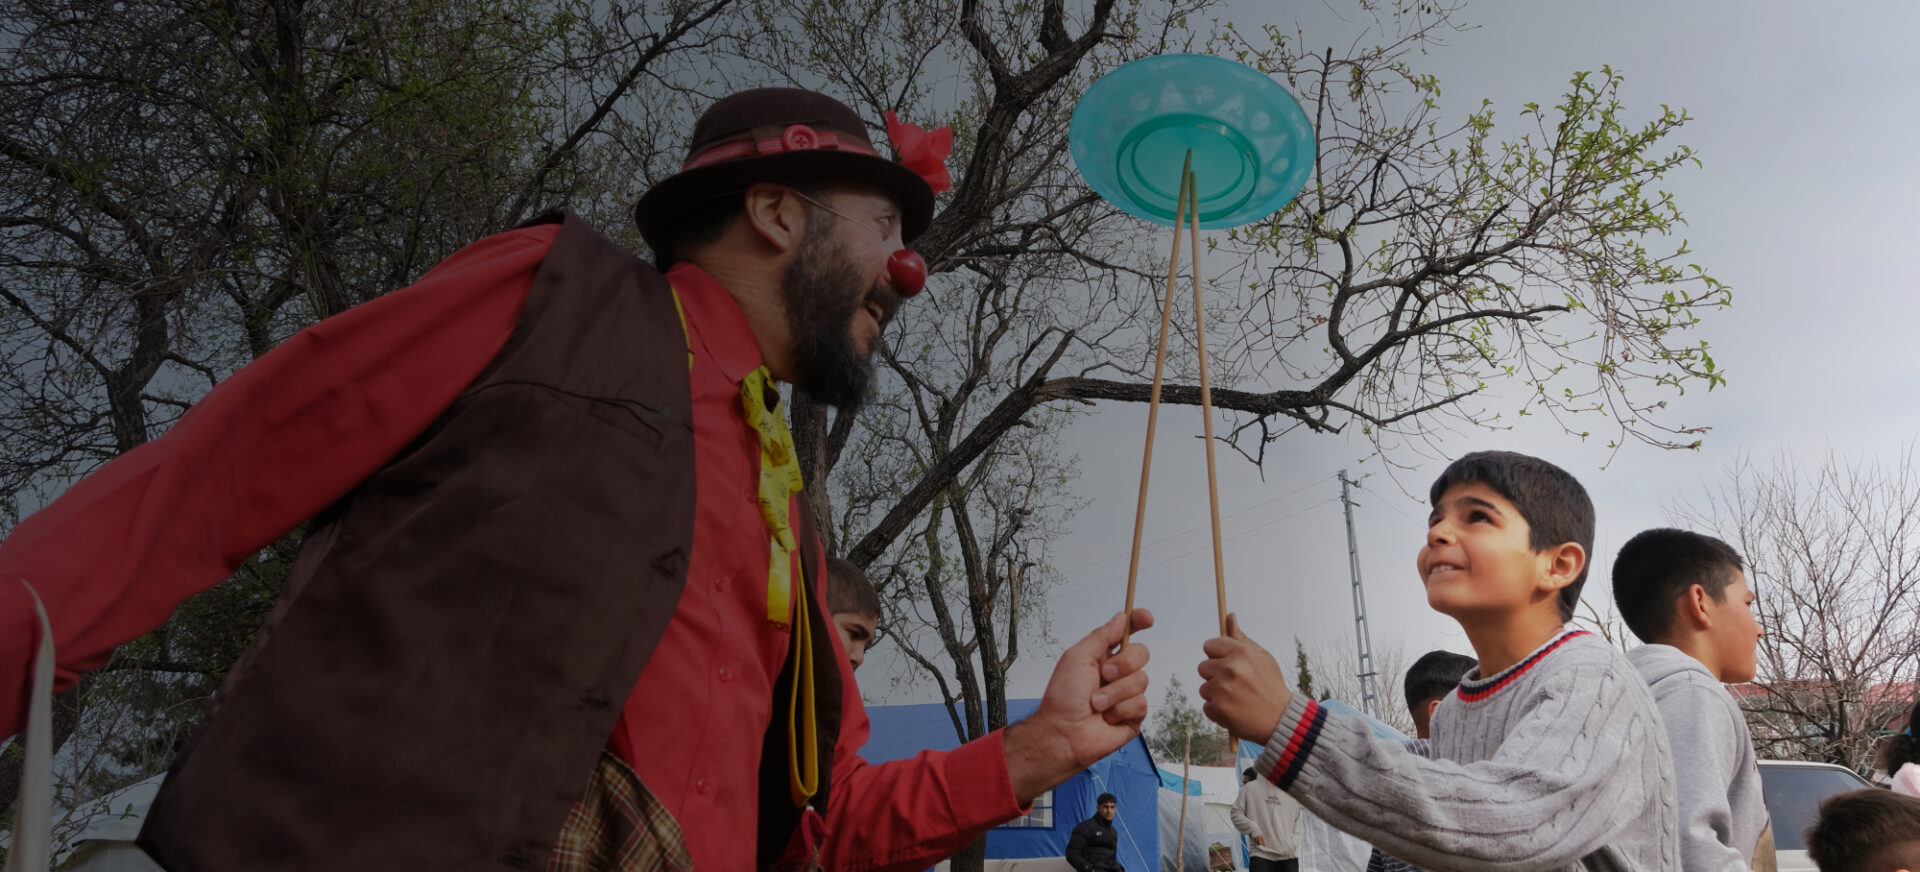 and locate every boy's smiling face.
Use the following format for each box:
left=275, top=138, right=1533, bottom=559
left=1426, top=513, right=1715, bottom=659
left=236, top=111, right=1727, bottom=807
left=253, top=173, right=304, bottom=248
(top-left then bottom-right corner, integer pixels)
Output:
left=1420, top=481, right=1577, bottom=620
